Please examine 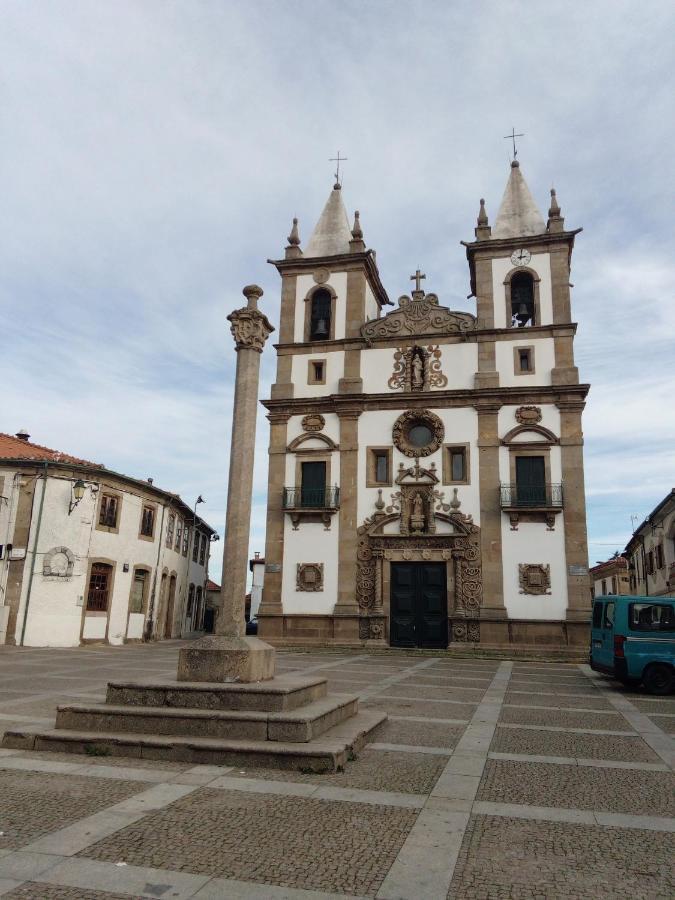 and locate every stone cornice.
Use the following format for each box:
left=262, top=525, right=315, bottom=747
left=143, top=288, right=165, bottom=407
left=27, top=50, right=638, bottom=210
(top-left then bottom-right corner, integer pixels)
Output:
left=268, top=250, right=392, bottom=309
left=261, top=383, right=590, bottom=416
